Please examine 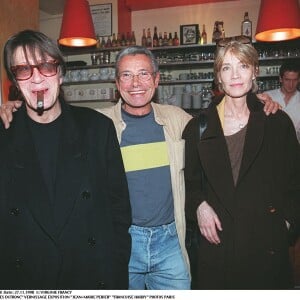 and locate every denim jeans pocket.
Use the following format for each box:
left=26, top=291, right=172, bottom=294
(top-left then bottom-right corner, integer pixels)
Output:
left=165, top=221, right=177, bottom=237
